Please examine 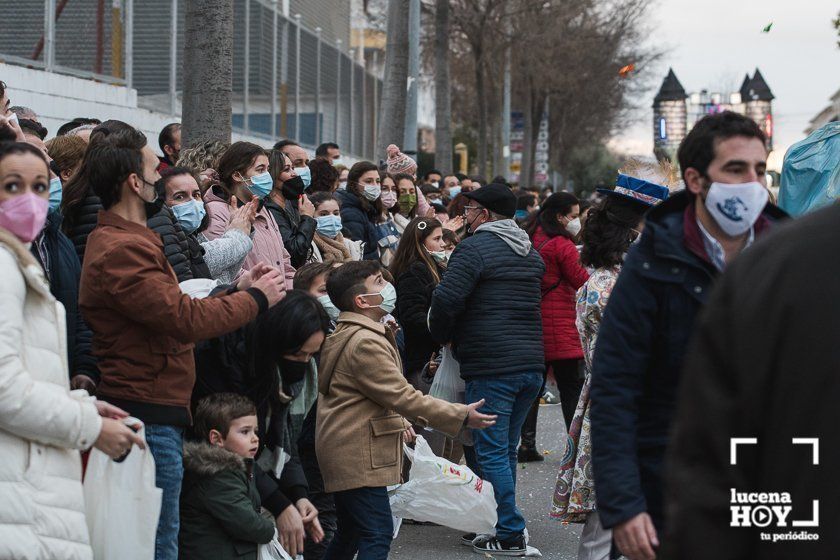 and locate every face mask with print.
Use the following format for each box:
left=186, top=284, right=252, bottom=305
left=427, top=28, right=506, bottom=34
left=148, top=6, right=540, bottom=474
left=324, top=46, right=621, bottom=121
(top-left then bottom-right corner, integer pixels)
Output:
left=0, top=192, right=49, bottom=243
left=48, top=176, right=62, bottom=212
left=294, top=166, right=312, bottom=188
left=360, top=281, right=397, bottom=314
left=317, top=294, right=341, bottom=321
left=565, top=217, right=581, bottom=236
left=243, top=171, right=274, bottom=199
left=704, top=180, right=768, bottom=236
left=362, top=184, right=382, bottom=202
left=171, top=199, right=206, bottom=234
left=380, top=191, right=398, bottom=209
left=315, top=214, right=342, bottom=239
